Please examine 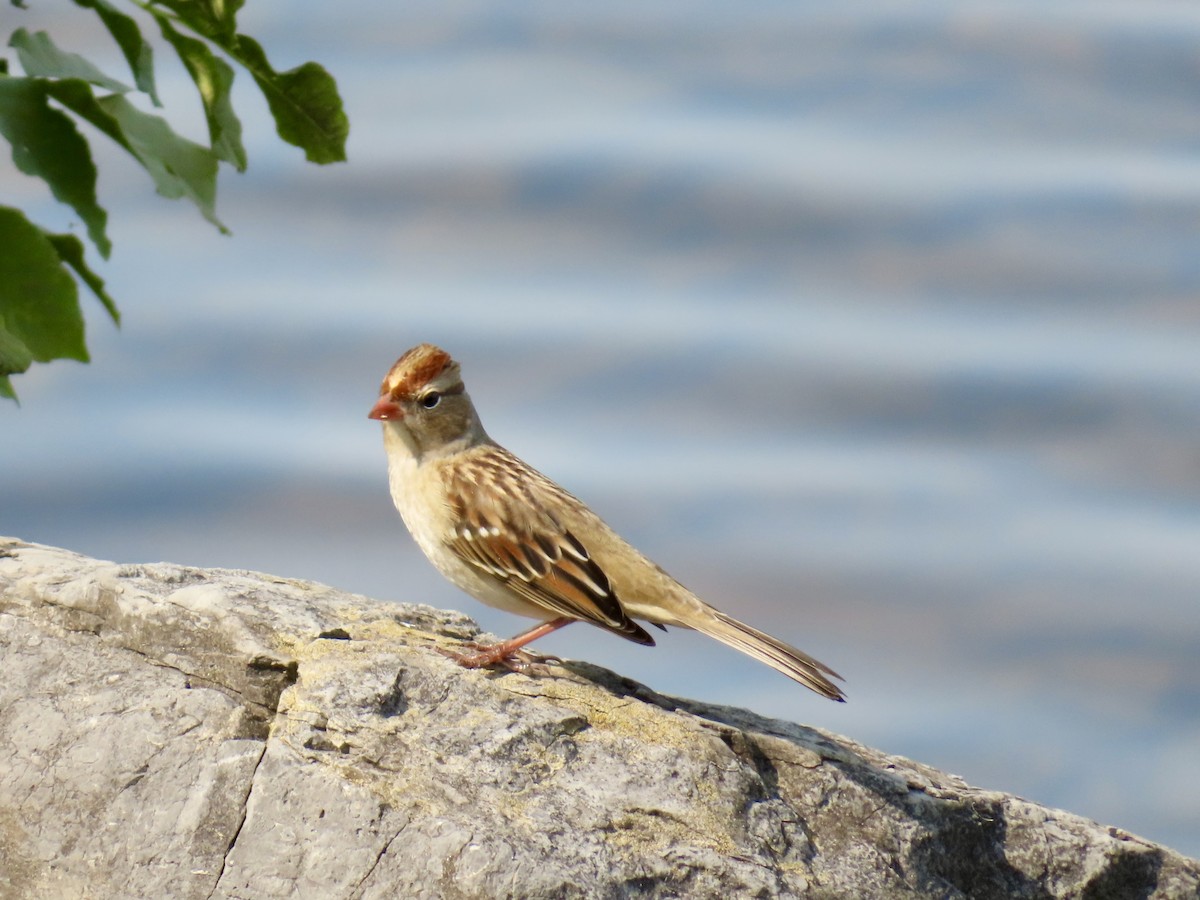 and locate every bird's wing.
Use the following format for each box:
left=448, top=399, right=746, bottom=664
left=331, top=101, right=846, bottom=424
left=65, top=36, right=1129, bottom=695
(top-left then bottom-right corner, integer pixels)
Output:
left=442, top=447, right=655, bottom=646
